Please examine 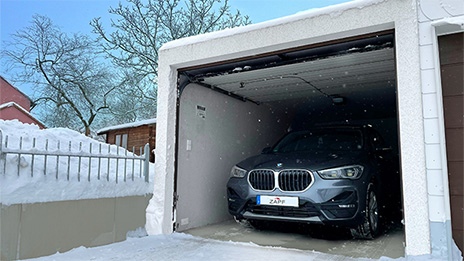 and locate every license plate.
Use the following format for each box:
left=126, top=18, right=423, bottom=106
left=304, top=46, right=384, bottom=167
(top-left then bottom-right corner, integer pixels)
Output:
left=257, top=195, right=299, bottom=207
